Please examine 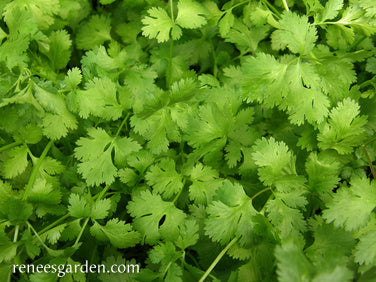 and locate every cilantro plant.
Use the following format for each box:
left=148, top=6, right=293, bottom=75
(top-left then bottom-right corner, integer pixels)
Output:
left=1, top=0, right=376, bottom=281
